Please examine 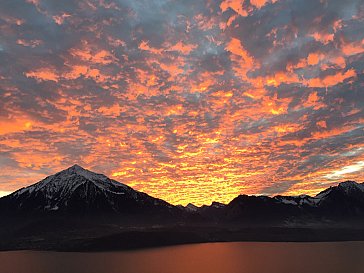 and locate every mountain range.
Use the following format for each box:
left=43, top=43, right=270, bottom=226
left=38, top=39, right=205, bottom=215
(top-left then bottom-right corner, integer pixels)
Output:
left=1, top=164, right=364, bottom=251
